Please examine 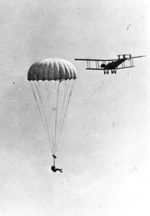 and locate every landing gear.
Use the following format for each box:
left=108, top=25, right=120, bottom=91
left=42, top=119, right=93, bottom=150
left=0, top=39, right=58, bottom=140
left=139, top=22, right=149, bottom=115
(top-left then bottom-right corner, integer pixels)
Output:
left=104, top=70, right=109, bottom=75
left=111, top=70, right=116, bottom=74
left=104, top=70, right=117, bottom=75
